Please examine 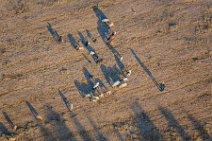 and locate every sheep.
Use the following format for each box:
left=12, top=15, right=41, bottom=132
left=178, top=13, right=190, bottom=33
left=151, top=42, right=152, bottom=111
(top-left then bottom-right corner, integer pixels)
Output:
left=90, top=51, right=103, bottom=64
left=126, top=70, right=132, bottom=77
left=112, top=80, right=121, bottom=88
left=105, top=31, right=117, bottom=44
left=102, top=19, right=114, bottom=27
left=92, top=82, right=104, bottom=98
left=118, top=82, right=128, bottom=88
left=93, top=82, right=100, bottom=89
left=75, top=40, right=84, bottom=50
